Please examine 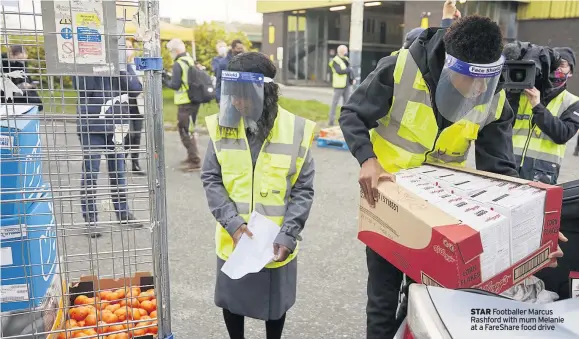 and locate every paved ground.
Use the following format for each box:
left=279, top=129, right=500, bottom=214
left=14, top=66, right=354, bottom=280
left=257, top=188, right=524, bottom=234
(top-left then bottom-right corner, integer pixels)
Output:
left=41, top=120, right=578, bottom=339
